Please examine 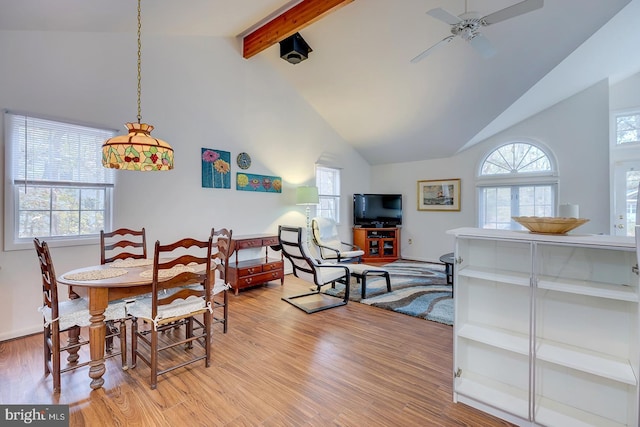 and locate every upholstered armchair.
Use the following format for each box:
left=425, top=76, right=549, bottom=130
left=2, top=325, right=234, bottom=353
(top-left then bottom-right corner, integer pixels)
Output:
left=311, top=217, right=364, bottom=263
left=279, top=225, right=351, bottom=313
